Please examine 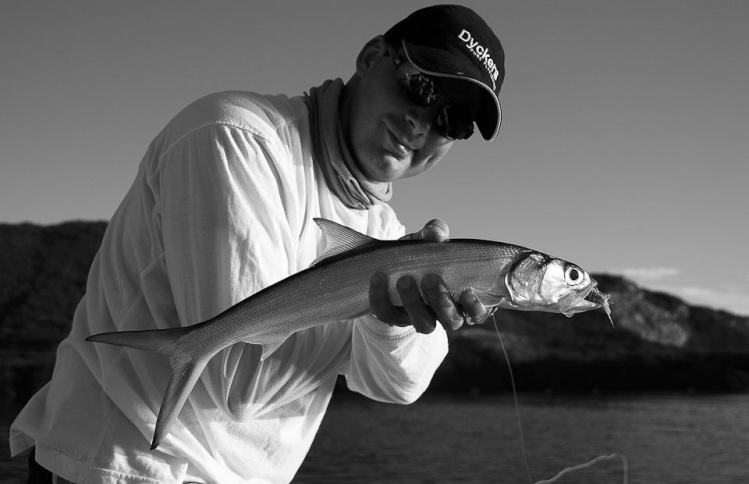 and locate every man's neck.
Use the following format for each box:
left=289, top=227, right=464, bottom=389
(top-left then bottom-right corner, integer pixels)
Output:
left=338, top=75, right=360, bottom=169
